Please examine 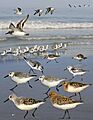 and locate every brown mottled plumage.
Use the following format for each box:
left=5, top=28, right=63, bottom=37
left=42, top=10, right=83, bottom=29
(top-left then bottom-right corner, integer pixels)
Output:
left=48, top=91, right=83, bottom=119
left=59, top=81, right=92, bottom=100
